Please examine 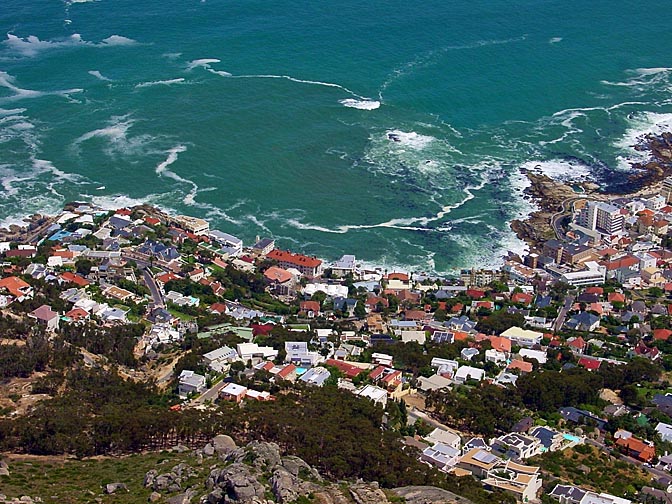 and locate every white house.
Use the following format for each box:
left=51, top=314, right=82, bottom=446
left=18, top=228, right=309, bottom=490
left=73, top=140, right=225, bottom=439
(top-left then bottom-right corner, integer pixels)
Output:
left=355, top=384, right=388, bottom=407
left=420, top=443, right=460, bottom=472
left=237, top=343, right=278, bottom=363
left=425, top=427, right=461, bottom=450
left=178, top=370, right=206, bottom=398
left=203, top=346, right=238, bottom=372
left=655, top=422, right=672, bottom=443
left=453, top=366, right=485, bottom=384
